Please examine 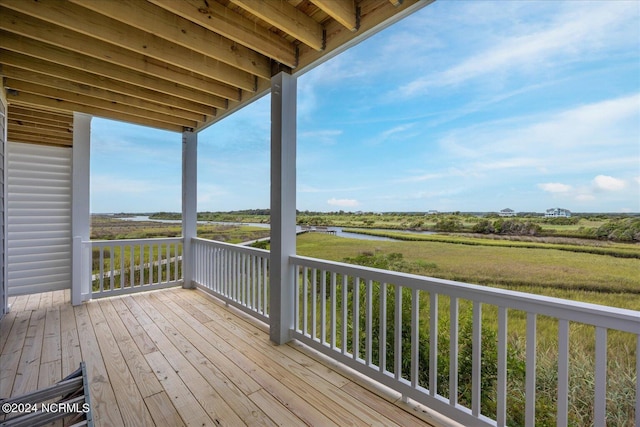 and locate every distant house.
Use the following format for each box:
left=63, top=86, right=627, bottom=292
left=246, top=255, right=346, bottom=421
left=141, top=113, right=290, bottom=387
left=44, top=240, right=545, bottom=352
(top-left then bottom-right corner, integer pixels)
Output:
left=427, top=210, right=439, bottom=215
left=499, top=208, right=516, bottom=217
left=545, top=208, right=571, bottom=218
